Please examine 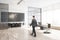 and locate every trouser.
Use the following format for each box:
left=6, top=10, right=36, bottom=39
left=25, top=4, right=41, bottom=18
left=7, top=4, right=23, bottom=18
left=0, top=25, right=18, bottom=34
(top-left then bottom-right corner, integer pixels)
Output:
left=32, top=26, right=36, bottom=36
